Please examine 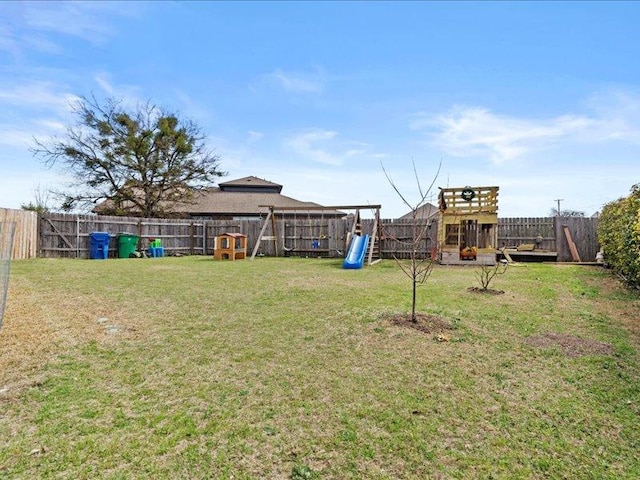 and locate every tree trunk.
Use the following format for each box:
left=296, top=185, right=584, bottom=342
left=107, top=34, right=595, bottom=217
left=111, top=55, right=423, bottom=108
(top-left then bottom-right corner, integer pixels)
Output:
left=411, top=279, right=417, bottom=322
